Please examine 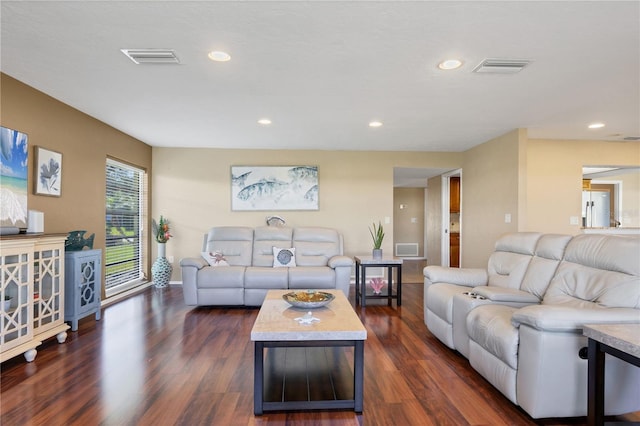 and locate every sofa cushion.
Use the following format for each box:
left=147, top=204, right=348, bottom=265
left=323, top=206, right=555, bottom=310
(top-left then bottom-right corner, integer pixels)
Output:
left=245, top=267, right=289, bottom=289
left=467, top=305, right=519, bottom=369
left=288, top=266, right=335, bottom=289
left=543, top=265, right=640, bottom=309
left=487, top=252, right=534, bottom=289
left=425, top=283, right=468, bottom=322
left=494, top=232, right=541, bottom=256
left=519, top=234, right=572, bottom=299
left=252, top=226, right=293, bottom=267
left=486, top=232, right=541, bottom=289
left=542, top=234, right=640, bottom=309
left=293, top=227, right=341, bottom=266
left=563, top=234, right=640, bottom=277
left=197, top=266, right=245, bottom=289
left=204, top=227, right=254, bottom=266
left=273, top=247, right=296, bottom=267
